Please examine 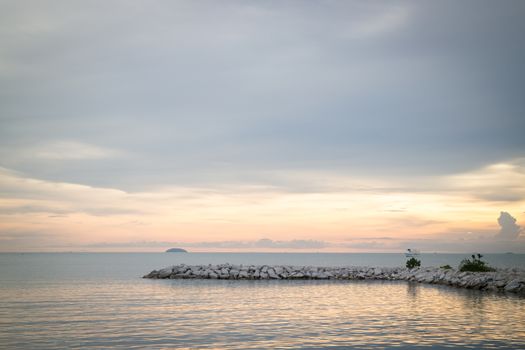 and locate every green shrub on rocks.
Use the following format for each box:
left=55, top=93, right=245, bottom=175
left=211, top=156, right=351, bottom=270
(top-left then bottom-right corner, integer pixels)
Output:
left=459, top=254, right=495, bottom=272
left=406, top=257, right=421, bottom=269
left=440, top=265, right=452, bottom=270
